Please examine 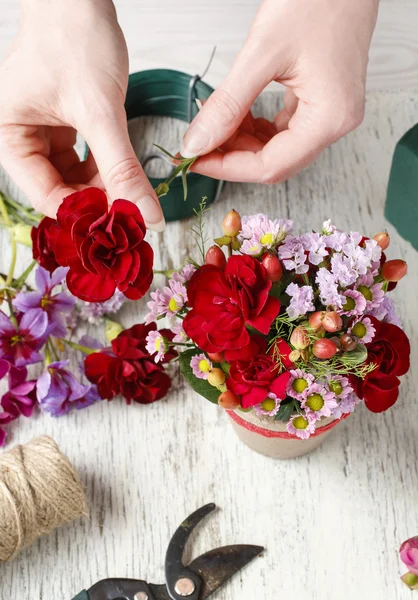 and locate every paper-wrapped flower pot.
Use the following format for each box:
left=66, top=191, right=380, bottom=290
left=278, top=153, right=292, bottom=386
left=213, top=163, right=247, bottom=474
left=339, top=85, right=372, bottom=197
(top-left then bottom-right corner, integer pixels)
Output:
left=228, top=410, right=343, bottom=459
